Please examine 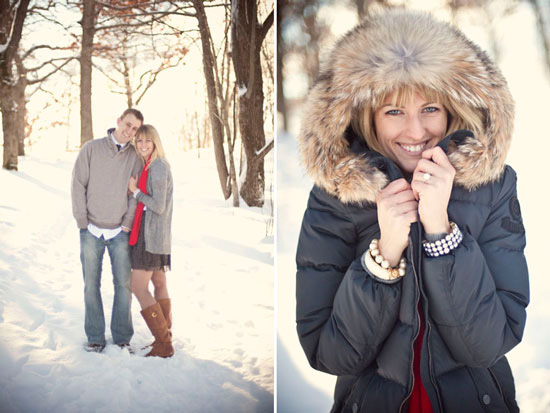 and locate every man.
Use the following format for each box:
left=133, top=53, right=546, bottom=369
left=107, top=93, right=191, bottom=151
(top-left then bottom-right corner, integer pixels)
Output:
left=71, top=108, right=144, bottom=352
